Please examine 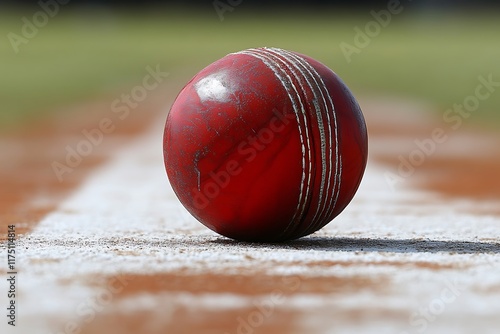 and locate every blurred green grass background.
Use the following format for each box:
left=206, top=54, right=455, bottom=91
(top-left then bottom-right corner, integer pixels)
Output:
left=1, top=9, right=499, bottom=128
